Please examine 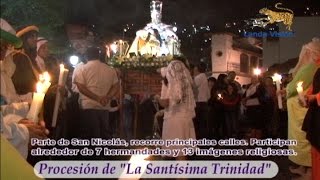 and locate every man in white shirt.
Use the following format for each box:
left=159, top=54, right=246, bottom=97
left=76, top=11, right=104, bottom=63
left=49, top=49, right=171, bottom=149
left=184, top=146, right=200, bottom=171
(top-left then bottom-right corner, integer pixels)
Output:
left=193, top=62, right=210, bottom=139
left=71, top=61, right=85, bottom=93
left=74, top=46, right=119, bottom=139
